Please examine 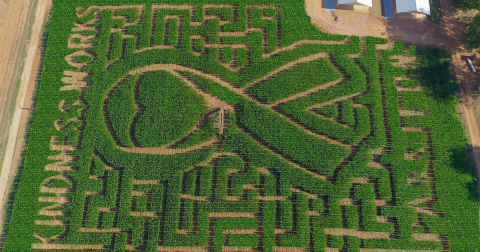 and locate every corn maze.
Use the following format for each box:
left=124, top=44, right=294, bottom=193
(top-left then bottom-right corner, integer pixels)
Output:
left=1, top=0, right=479, bottom=251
